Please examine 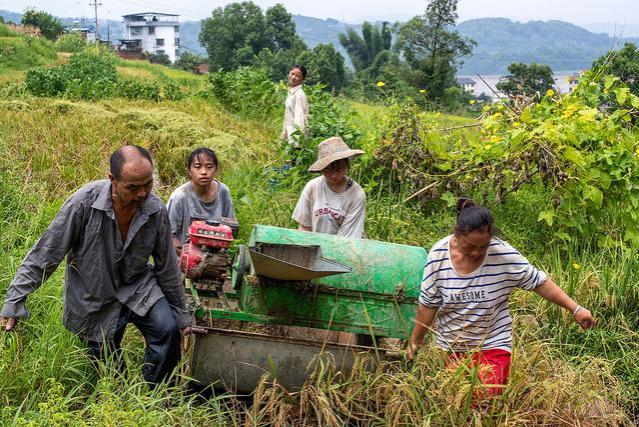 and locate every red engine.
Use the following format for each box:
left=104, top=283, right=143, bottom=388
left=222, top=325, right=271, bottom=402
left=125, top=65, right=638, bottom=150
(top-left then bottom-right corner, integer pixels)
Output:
left=180, top=219, right=234, bottom=280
